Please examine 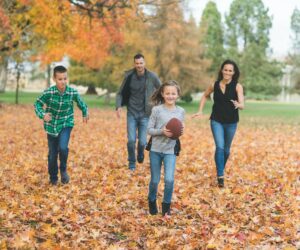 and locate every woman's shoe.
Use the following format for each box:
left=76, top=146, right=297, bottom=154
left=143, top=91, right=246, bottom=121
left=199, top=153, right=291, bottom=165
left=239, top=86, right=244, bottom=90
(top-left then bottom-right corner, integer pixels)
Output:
left=148, top=200, right=158, bottom=215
